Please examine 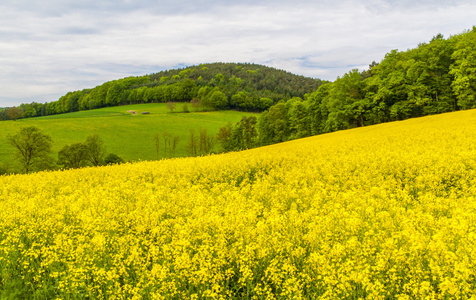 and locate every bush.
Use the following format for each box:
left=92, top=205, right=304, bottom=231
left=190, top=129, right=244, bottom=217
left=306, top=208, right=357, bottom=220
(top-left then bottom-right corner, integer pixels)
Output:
left=182, top=103, right=190, bottom=113
left=104, top=153, right=124, bottom=165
